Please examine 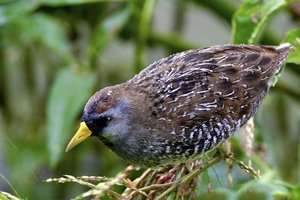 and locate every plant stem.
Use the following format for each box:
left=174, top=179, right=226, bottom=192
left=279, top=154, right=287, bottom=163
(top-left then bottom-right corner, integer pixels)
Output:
left=123, top=168, right=154, bottom=197
left=172, top=0, right=187, bottom=34
left=134, top=0, right=156, bottom=73
left=156, top=154, right=223, bottom=200
left=0, top=173, right=21, bottom=199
